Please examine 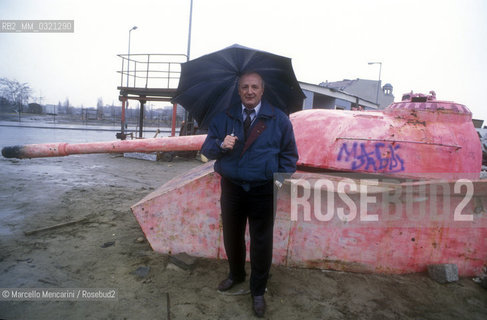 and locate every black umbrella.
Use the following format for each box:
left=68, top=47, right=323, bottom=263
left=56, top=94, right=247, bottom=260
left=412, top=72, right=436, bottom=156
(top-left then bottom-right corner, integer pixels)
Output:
left=171, top=44, right=305, bottom=130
